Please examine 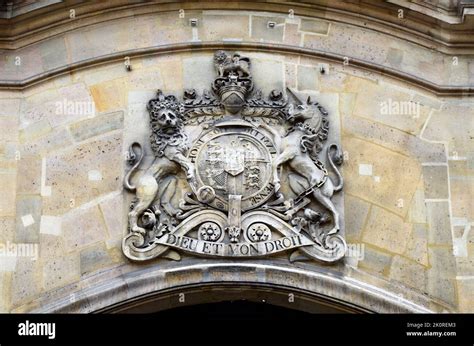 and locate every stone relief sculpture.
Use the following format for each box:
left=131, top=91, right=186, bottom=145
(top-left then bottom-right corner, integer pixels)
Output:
left=123, top=50, right=346, bottom=263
